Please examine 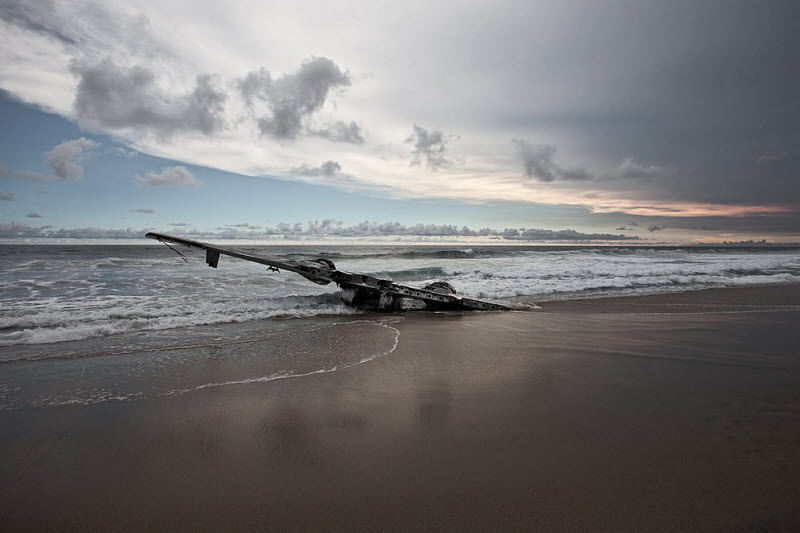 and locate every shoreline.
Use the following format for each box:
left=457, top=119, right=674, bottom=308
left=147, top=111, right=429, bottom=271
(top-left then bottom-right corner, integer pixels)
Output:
left=1, top=284, right=799, bottom=530
left=535, top=283, right=800, bottom=312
